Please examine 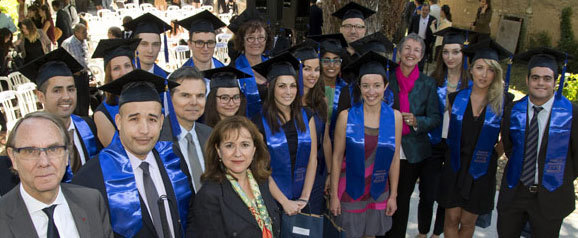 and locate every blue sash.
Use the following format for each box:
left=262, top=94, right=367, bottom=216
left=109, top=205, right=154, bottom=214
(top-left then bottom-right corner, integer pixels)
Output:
left=236, top=54, right=268, bottom=118
left=102, top=101, right=119, bottom=128
left=428, top=78, right=470, bottom=144
left=263, top=109, right=311, bottom=199
left=447, top=87, right=502, bottom=179
left=384, top=86, right=394, bottom=107
left=345, top=101, right=396, bottom=200
left=100, top=133, right=191, bottom=237
left=329, top=78, right=347, bottom=140
left=71, top=115, right=99, bottom=159
left=182, top=57, right=225, bottom=68
left=153, top=64, right=168, bottom=78
left=506, top=95, right=572, bottom=191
